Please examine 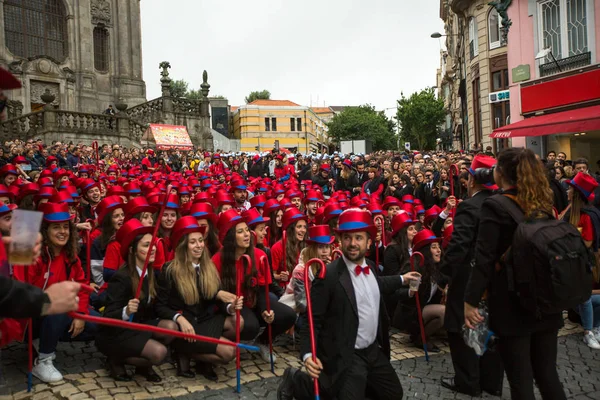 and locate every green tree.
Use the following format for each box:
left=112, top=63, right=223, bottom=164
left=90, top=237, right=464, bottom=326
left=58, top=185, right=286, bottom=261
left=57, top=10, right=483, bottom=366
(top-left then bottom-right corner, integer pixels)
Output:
left=169, top=79, right=189, bottom=98
left=245, top=90, right=271, bottom=104
left=396, top=87, right=446, bottom=150
left=326, top=105, right=397, bottom=151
